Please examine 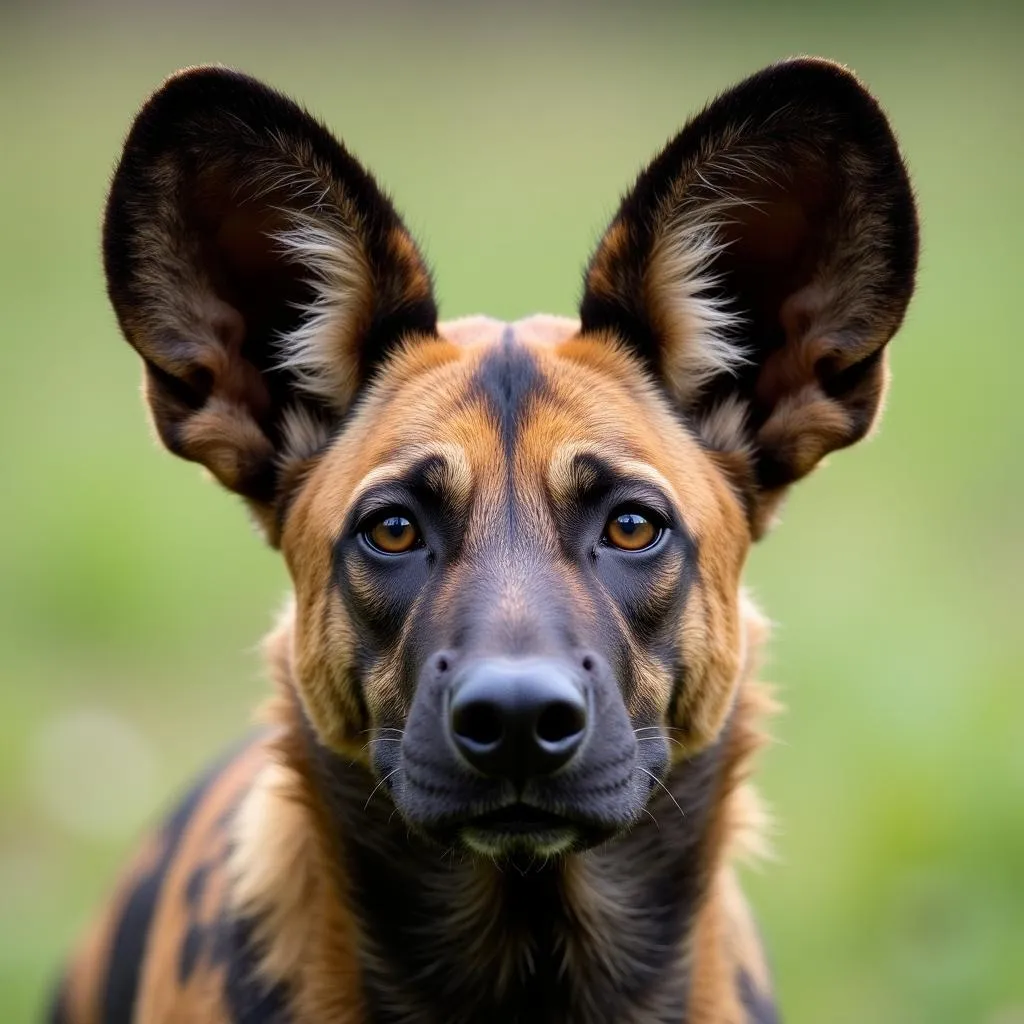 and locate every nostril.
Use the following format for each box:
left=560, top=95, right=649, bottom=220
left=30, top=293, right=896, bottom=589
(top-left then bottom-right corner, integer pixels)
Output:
left=536, top=700, right=587, bottom=745
left=436, top=656, right=449, bottom=673
left=581, top=655, right=595, bottom=674
left=452, top=700, right=503, bottom=747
